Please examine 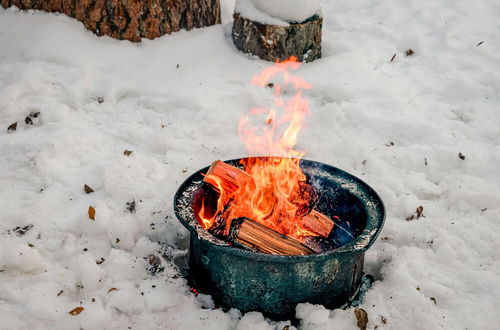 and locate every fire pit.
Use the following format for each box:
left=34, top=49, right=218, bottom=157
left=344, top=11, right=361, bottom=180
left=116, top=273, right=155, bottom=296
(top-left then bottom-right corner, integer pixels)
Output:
left=174, top=157, right=385, bottom=319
